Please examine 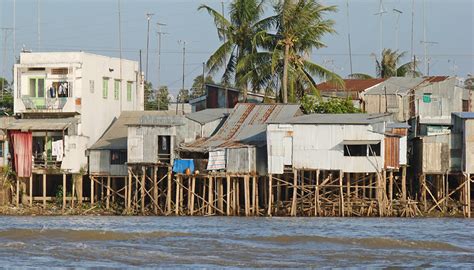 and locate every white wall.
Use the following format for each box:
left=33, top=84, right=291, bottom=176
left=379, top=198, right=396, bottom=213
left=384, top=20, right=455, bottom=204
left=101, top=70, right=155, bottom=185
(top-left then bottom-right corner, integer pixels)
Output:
left=268, top=124, right=385, bottom=174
